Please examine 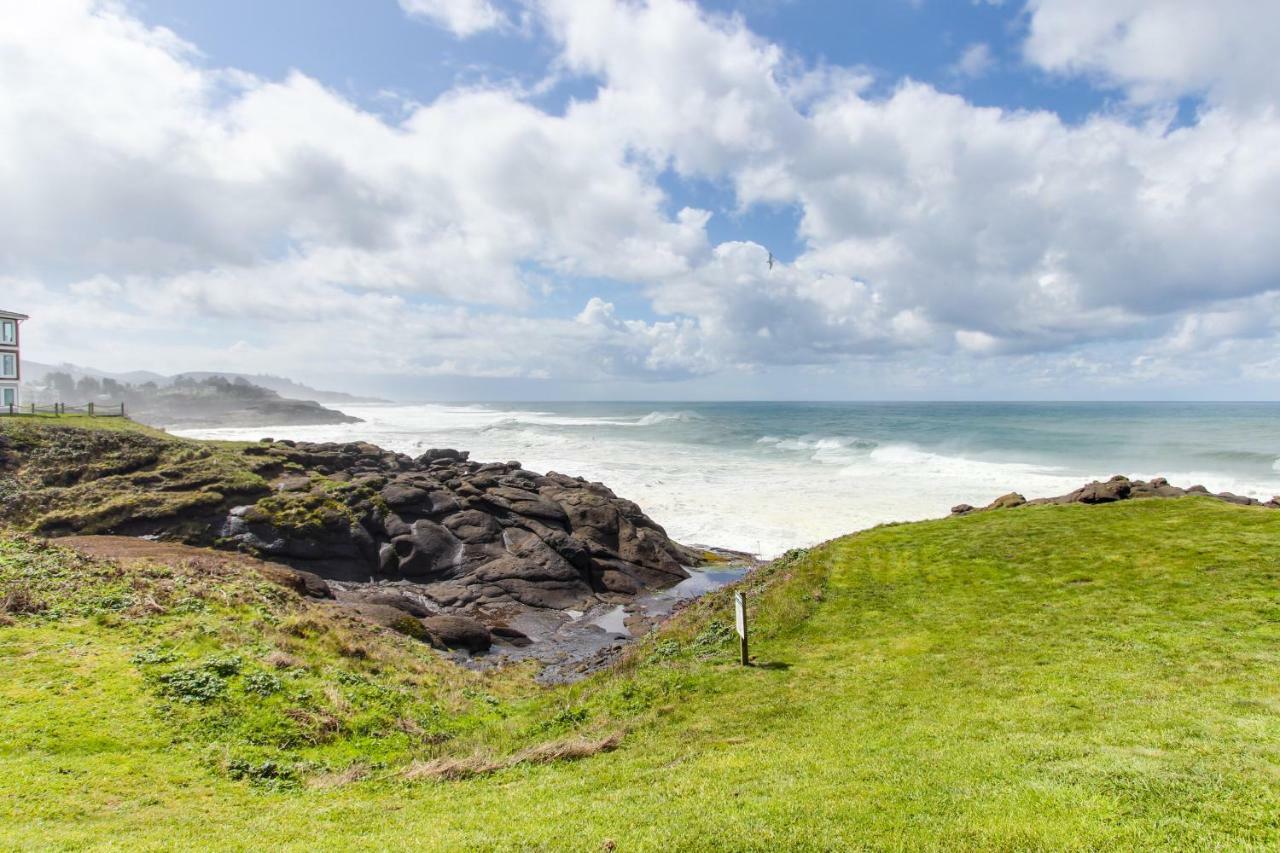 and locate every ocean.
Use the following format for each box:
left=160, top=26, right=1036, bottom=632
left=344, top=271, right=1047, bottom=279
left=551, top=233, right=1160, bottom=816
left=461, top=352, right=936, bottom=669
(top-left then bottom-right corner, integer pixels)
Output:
left=178, top=402, right=1280, bottom=558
